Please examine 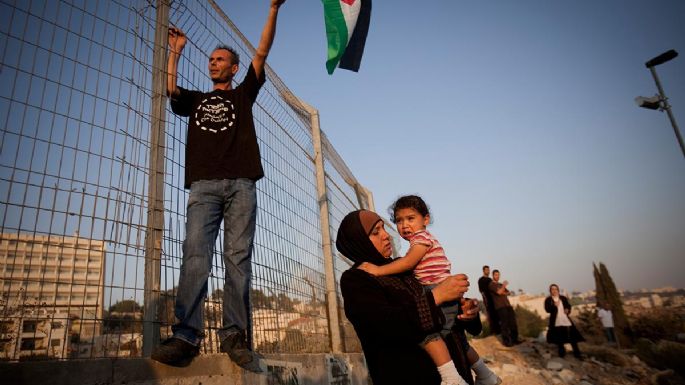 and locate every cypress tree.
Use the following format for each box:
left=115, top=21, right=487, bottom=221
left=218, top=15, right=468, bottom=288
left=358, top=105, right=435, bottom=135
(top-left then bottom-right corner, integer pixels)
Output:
left=594, top=262, right=632, bottom=347
left=593, top=263, right=605, bottom=306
